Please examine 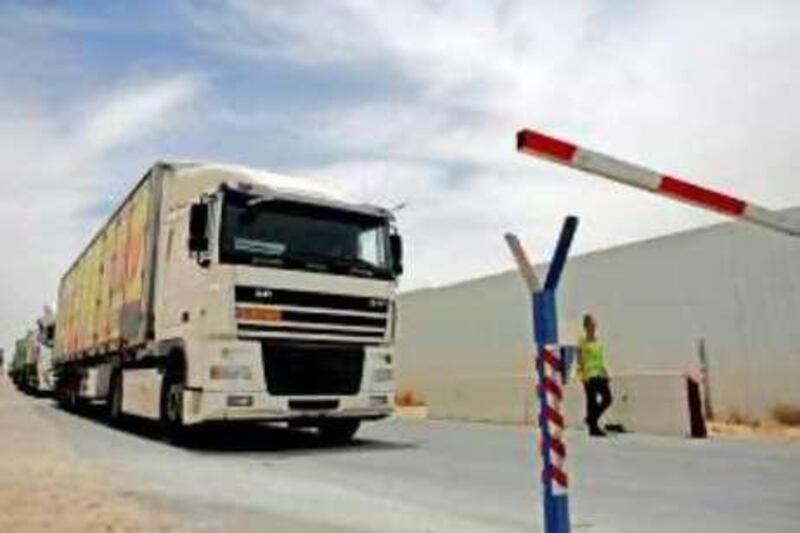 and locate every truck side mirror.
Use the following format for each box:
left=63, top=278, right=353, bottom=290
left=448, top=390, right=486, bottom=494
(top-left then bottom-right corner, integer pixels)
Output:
left=188, top=203, right=210, bottom=256
left=390, top=234, right=403, bottom=276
